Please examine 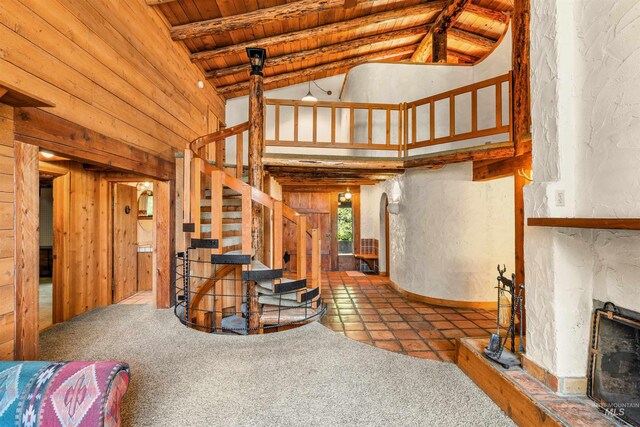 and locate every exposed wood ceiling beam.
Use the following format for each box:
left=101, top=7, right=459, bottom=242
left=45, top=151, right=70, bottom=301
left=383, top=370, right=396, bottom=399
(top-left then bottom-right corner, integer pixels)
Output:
left=146, top=0, right=177, bottom=5
left=403, top=141, right=514, bottom=168
left=206, top=26, right=428, bottom=81
left=447, top=49, right=478, bottom=62
left=217, top=44, right=417, bottom=97
left=190, top=2, right=446, bottom=63
left=171, top=0, right=350, bottom=40
left=411, top=0, right=471, bottom=62
left=465, top=3, right=510, bottom=24
left=449, top=27, right=496, bottom=50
